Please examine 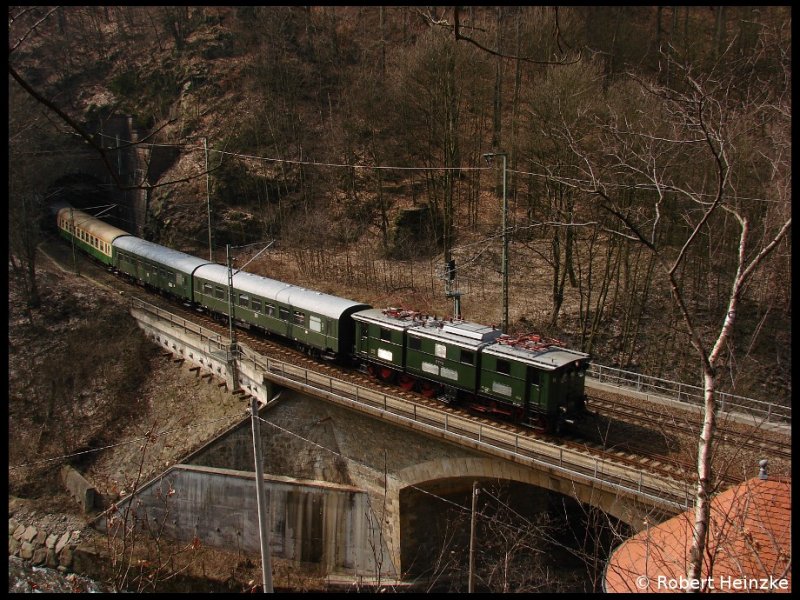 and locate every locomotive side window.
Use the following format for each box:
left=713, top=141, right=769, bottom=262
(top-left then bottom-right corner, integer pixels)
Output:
left=435, top=343, right=447, bottom=358
left=379, top=328, right=392, bottom=342
left=460, top=350, right=474, bottom=365
left=408, top=336, right=421, bottom=351
left=496, top=359, right=510, bottom=375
